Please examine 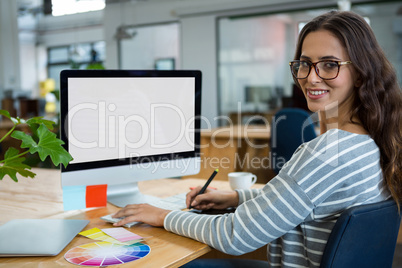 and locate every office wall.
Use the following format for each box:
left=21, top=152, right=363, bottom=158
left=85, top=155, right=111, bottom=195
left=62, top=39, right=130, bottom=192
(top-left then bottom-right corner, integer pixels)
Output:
left=12, top=0, right=398, bottom=126
left=181, top=15, right=218, bottom=128
left=103, top=0, right=329, bottom=128
left=0, top=0, right=21, bottom=100
left=16, top=10, right=104, bottom=99
left=19, top=33, right=38, bottom=97
left=365, top=5, right=402, bottom=84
